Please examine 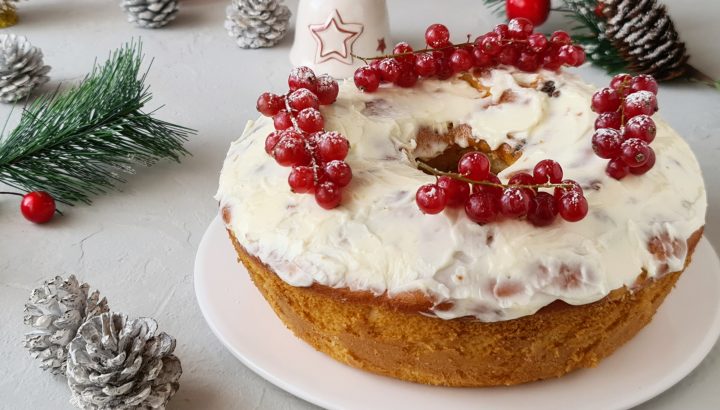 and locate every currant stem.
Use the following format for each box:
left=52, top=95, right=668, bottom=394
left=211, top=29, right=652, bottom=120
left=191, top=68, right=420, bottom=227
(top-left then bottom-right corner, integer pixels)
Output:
left=416, top=161, right=574, bottom=190
left=352, top=42, right=474, bottom=63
